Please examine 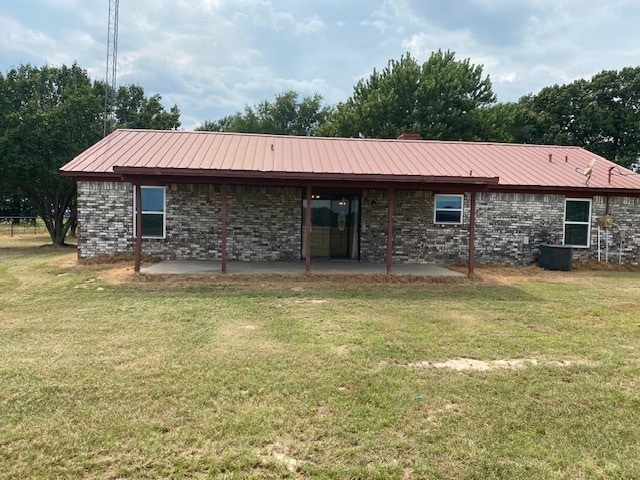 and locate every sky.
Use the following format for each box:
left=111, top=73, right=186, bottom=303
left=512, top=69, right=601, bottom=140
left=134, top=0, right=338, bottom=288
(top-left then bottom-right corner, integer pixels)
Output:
left=2, top=0, right=639, bottom=129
